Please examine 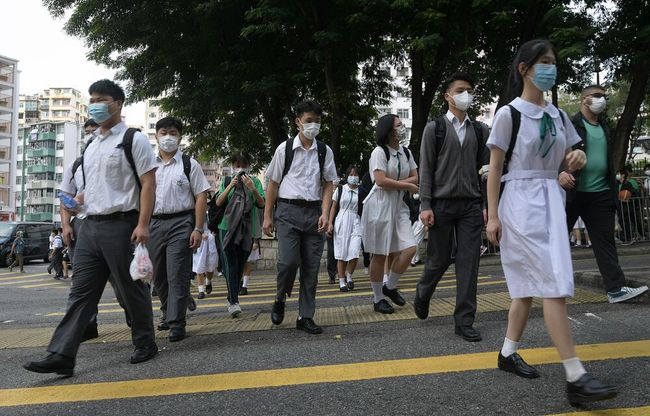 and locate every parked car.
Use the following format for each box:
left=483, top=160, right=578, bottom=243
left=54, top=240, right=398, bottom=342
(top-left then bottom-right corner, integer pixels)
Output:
left=0, top=222, right=54, bottom=267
